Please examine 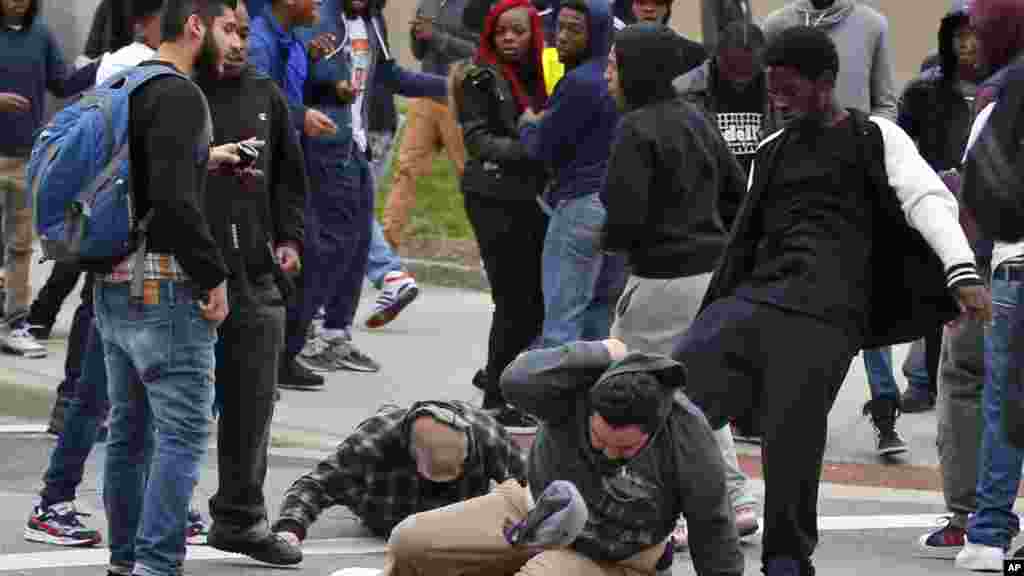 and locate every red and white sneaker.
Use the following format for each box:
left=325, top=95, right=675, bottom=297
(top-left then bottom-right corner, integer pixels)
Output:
left=24, top=502, right=102, bottom=546
left=916, top=516, right=966, bottom=559
left=187, top=509, right=209, bottom=545
left=365, top=271, right=419, bottom=329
